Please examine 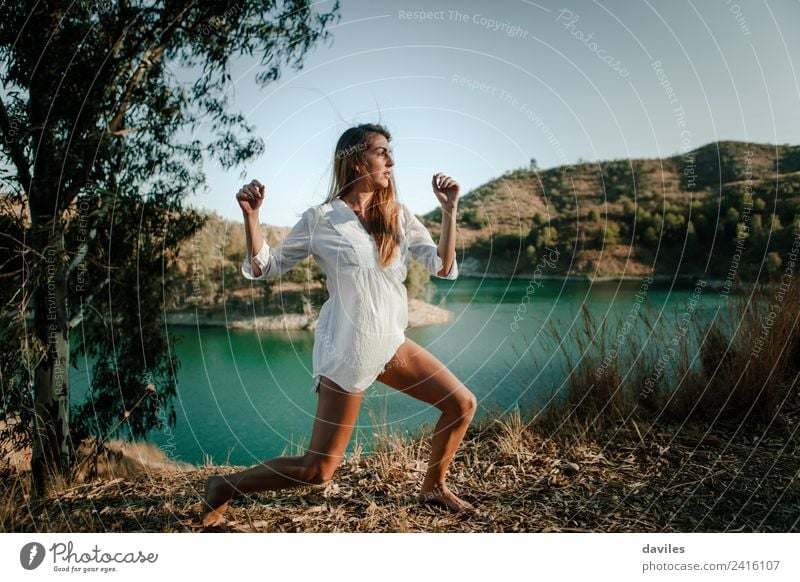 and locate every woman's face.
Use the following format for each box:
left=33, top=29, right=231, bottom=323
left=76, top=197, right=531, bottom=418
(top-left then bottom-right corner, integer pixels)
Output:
left=359, top=134, right=394, bottom=190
